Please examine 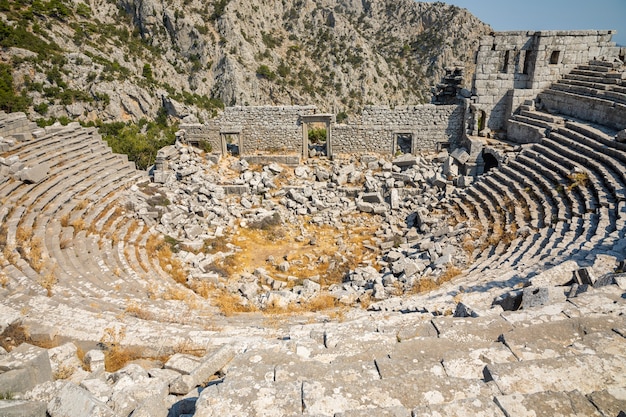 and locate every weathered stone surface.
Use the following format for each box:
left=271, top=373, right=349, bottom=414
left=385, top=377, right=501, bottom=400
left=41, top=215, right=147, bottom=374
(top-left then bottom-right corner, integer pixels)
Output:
left=588, top=387, right=626, bottom=417
left=163, top=353, right=202, bottom=375
left=521, top=286, right=566, bottom=309
left=47, top=383, right=116, bottom=417
left=169, top=345, right=236, bottom=394
left=413, top=397, right=506, bottom=417
left=432, top=316, right=513, bottom=343
left=495, top=391, right=602, bottom=417
left=485, top=354, right=626, bottom=395
left=0, top=400, right=47, bottom=417
left=0, top=343, right=52, bottom=394
left=84, top=350, right=105, bottom=373
left=18, top=163, right=49, bottom=184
